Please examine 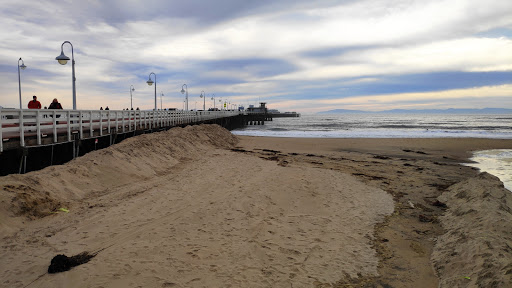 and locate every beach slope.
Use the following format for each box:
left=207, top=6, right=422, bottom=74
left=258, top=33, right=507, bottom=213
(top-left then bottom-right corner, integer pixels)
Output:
left=0, top=125, right=394, bottom=287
